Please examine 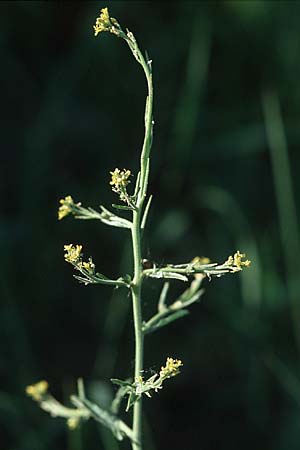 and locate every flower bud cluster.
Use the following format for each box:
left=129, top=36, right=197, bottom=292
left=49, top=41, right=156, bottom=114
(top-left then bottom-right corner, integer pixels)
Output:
left=225, top=250, right=251, bottom=271
left=93, top=8, right=121, bottom=37
left=26, top=380, right=48, bottom=401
